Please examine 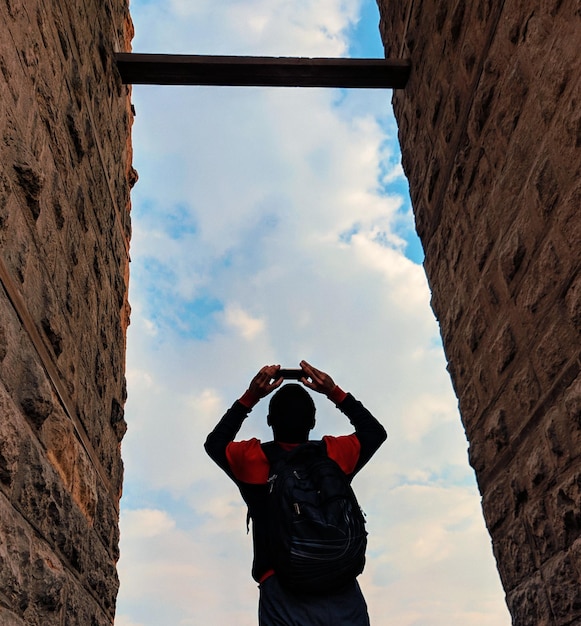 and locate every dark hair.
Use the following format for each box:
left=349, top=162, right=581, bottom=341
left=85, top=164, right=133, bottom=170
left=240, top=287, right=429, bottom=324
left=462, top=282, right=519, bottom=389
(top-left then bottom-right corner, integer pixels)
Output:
left=267, top=384, right=316, bottom=443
